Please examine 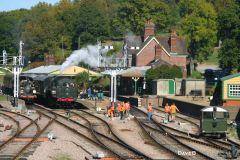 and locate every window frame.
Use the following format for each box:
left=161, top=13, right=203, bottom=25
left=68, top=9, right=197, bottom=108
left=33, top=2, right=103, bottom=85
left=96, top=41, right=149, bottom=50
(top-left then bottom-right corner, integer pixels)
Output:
left=228, top=84, right=240, bottom=98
